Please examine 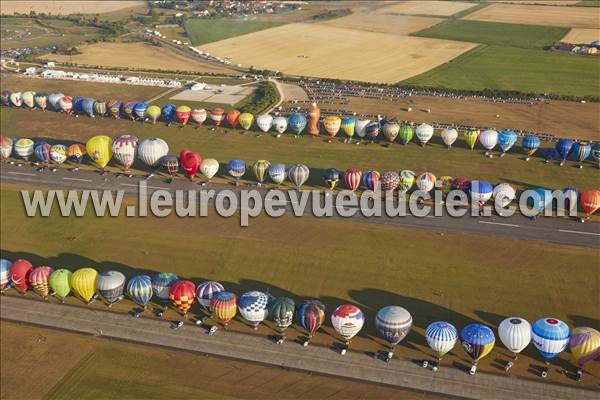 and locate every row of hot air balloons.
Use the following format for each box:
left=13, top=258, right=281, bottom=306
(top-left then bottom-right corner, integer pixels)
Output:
left=3, top=90, right=597, bottom=166
left=1, top=258, right=598, bottom=379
